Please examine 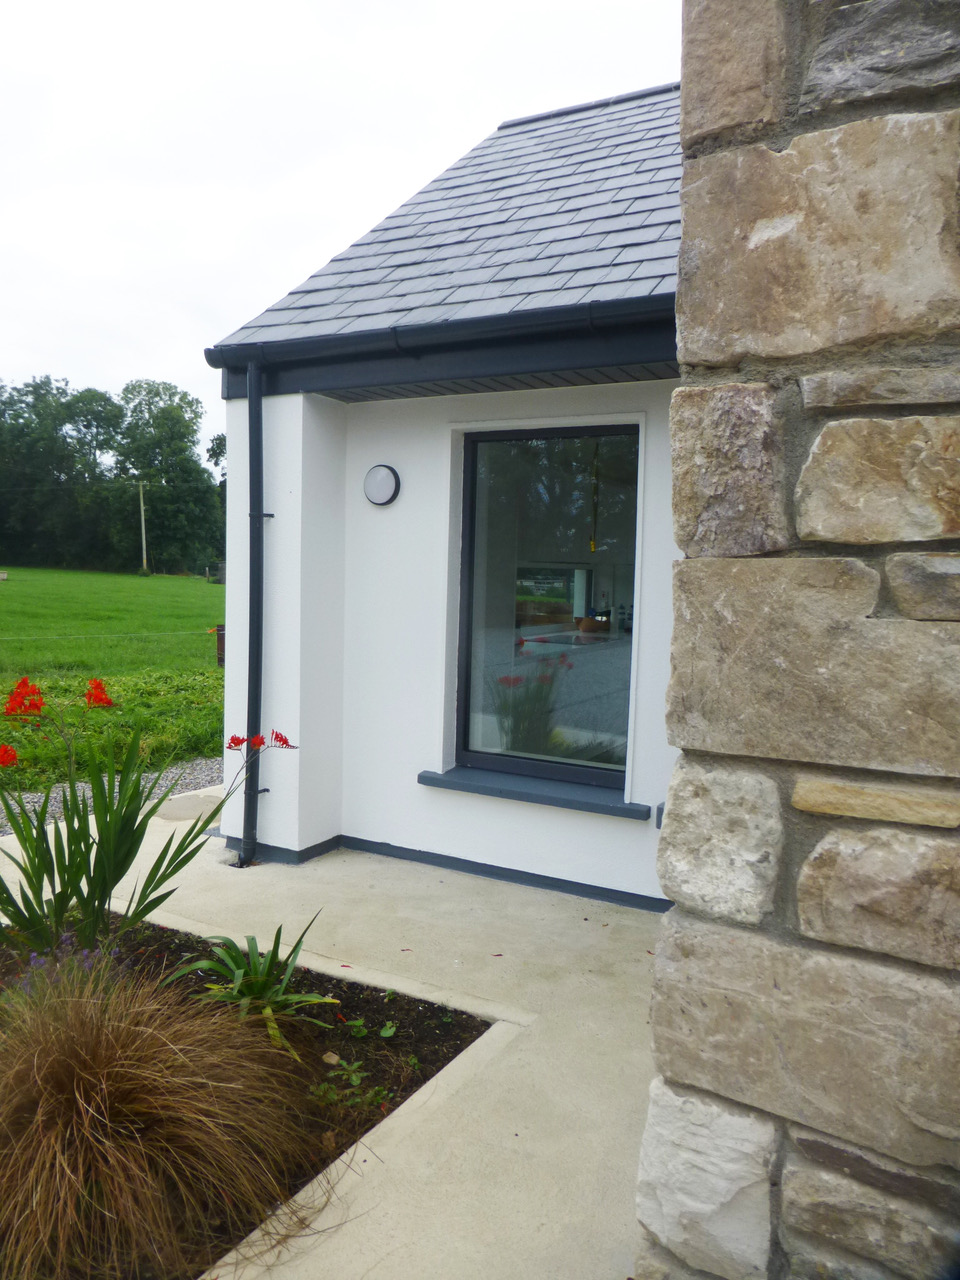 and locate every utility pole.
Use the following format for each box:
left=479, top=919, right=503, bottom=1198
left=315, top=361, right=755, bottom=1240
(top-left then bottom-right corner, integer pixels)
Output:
left=138, top=480, right=148, bottom=573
